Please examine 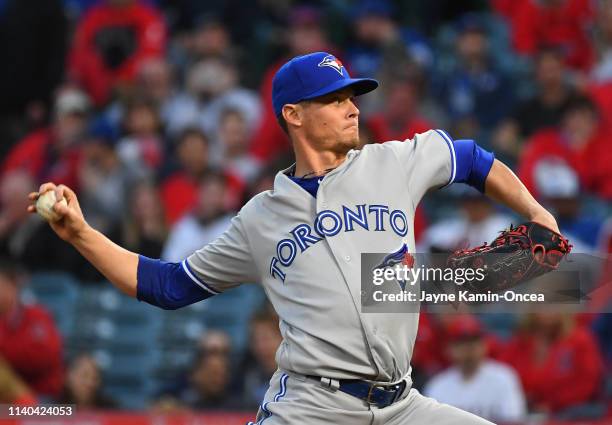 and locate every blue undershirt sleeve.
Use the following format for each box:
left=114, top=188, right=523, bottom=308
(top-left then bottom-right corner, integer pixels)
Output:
left=136, top=255, right=216, bottom=310
left=451, top=139, right=495, bottom=193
